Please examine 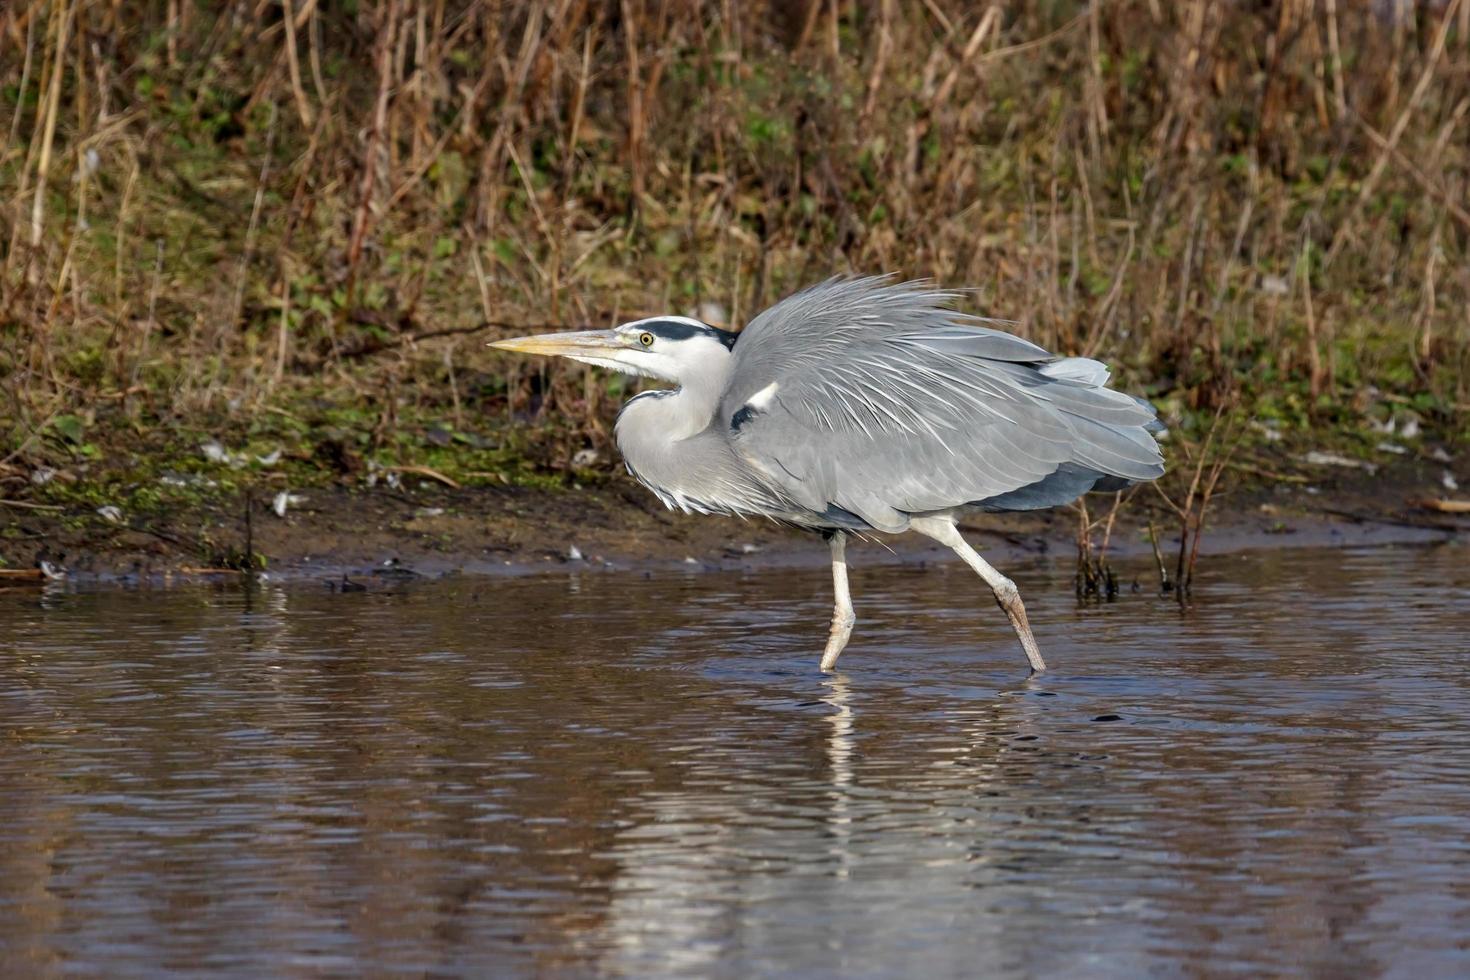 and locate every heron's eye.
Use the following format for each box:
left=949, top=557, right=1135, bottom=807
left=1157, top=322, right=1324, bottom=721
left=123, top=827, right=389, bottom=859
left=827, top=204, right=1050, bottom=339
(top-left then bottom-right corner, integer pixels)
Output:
left=638, top=332, right=654, bottom=348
